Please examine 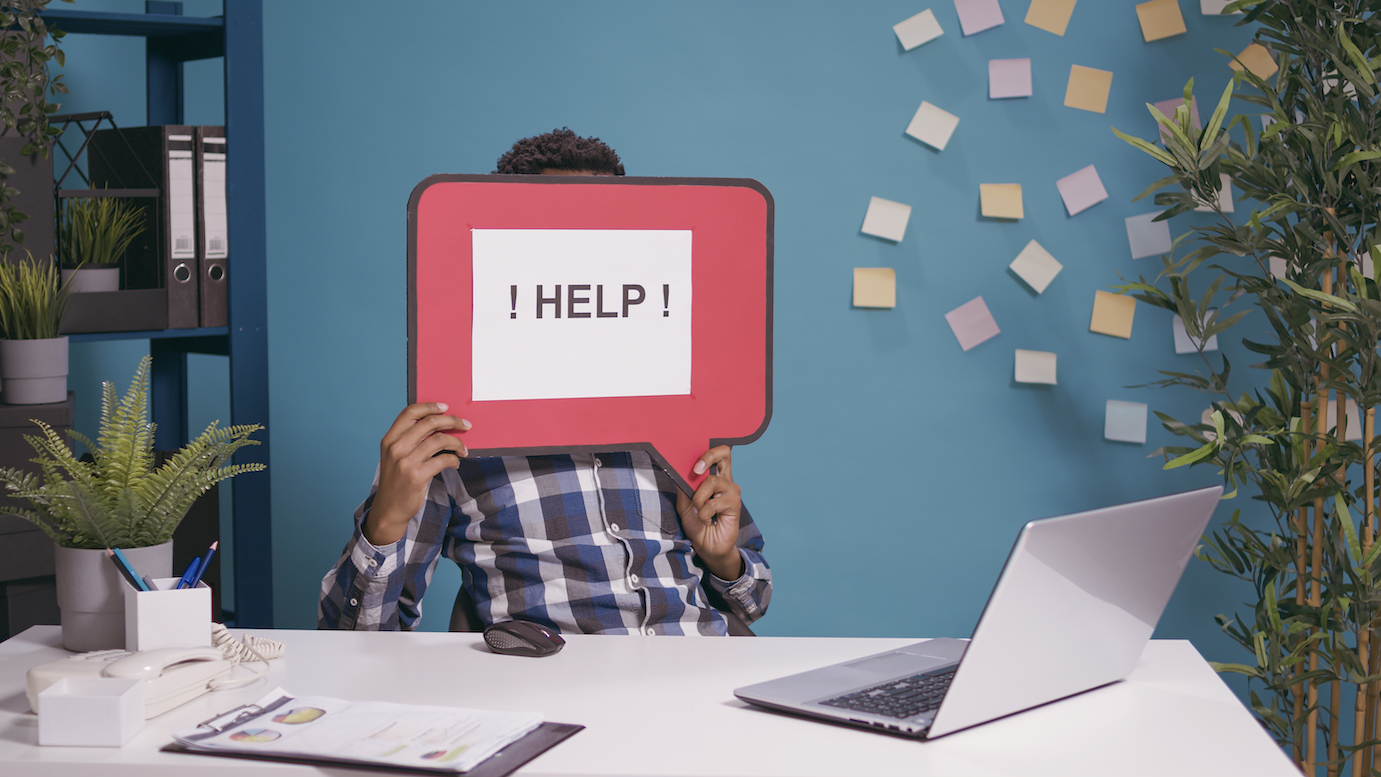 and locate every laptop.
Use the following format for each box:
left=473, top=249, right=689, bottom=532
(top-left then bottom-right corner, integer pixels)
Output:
left=734, top=486, right=1222, bottom=739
